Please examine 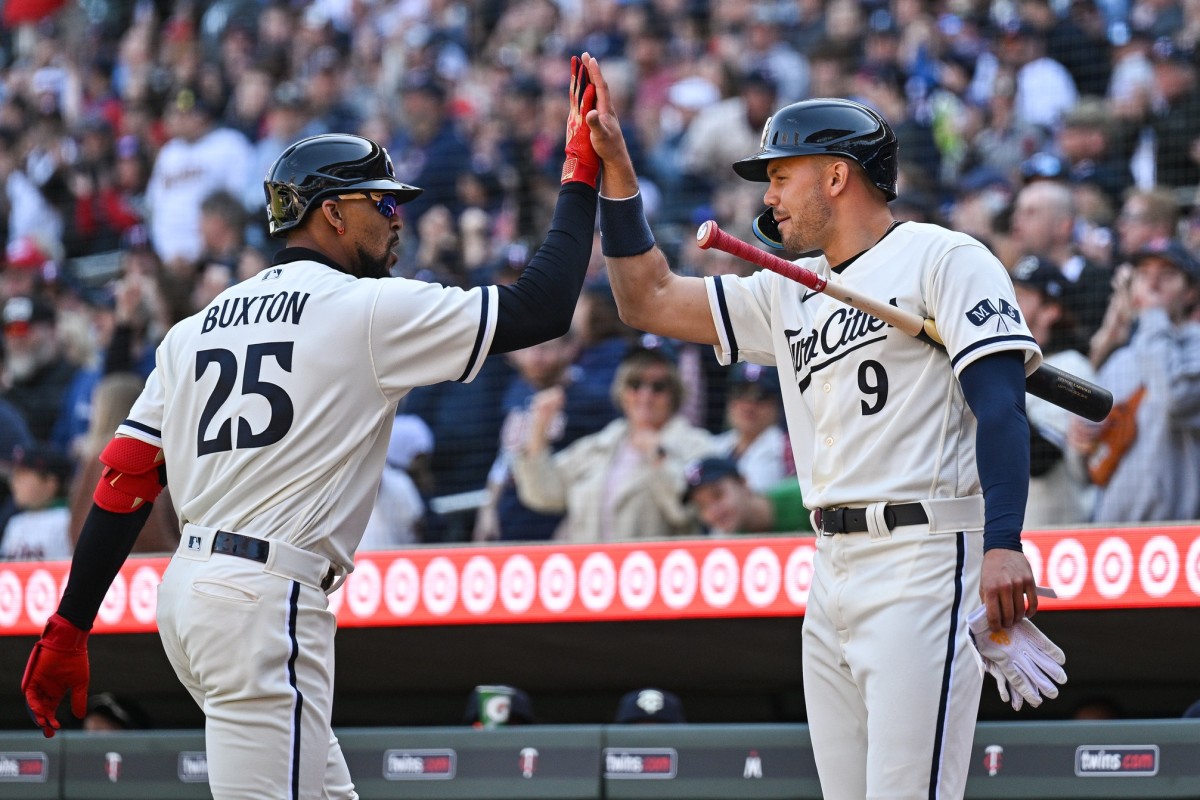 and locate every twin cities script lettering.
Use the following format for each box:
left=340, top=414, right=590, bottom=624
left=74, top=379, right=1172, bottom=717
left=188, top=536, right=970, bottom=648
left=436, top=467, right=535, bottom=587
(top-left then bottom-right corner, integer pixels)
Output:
left=201, top=292, right=310, bottom=333
left=787, top=301, right=891, bottom=391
